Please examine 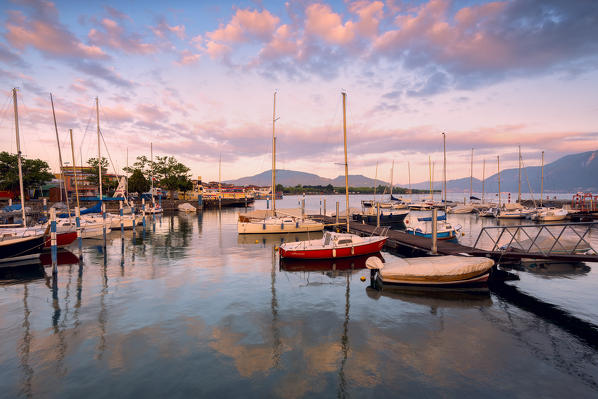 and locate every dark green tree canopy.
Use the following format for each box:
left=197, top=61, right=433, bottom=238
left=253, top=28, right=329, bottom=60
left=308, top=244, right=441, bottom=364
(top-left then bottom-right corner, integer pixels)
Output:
left=0, top=151, right=53, bottom=192
left=124, top=155, right=191, bottom=195
left=127, top=169, right=150, bottom=195
left=86, top=157, right=117, bottom=195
